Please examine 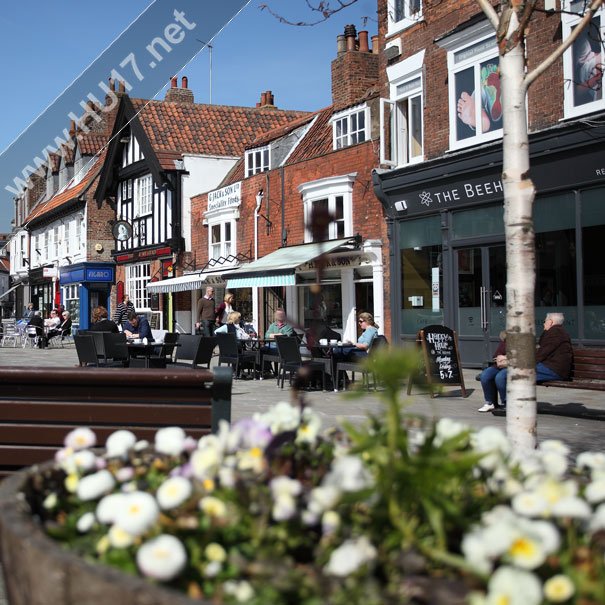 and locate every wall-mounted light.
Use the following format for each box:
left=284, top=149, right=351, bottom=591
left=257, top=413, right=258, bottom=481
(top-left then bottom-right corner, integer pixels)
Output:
left=394, top=200, right=407, bottom=212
